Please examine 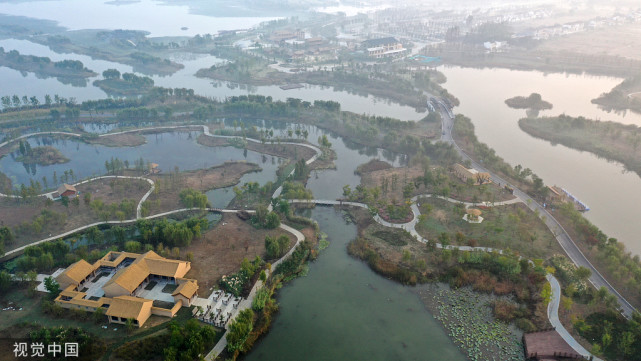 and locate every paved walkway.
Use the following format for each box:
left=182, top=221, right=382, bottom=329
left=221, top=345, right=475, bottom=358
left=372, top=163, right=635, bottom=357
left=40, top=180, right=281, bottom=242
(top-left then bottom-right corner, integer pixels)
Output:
left=438, top=104, right=637, bottom=318
left=289, top=197, right=600, bottom=361
left=0, top=122, right=613, bottom=359
left=204, top=222, right=305, bottom=360
left=547, top=274, right=602, bottom=361
left=1, top=124, right=322, bottom=257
